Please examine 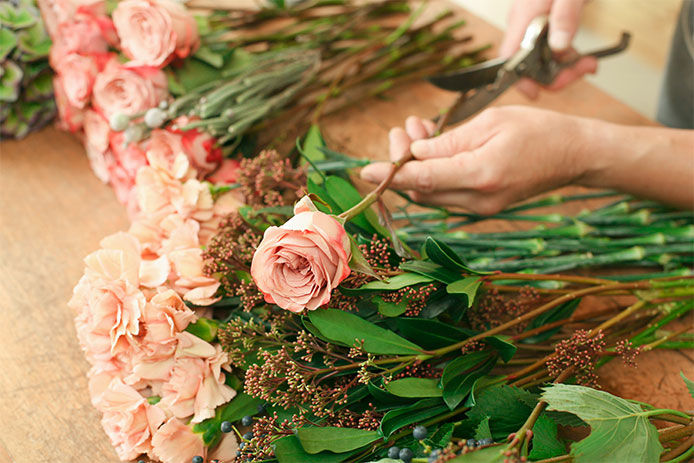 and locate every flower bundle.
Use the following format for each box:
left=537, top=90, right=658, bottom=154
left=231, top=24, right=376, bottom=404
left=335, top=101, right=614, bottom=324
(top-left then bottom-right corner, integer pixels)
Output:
left=39, top=0, right=482, bottom=212
left=70, top=121, right=694, bottom=463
